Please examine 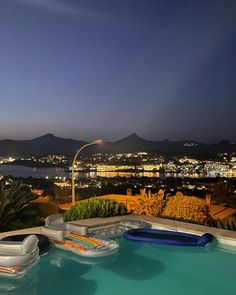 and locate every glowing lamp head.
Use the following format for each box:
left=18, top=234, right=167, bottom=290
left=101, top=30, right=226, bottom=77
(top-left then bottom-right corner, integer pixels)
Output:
left=92, top=139, right=103, bottom=145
